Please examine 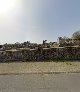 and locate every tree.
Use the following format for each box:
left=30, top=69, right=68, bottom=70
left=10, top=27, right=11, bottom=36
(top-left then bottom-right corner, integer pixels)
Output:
left=72, top=31, right=80, bottom=40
